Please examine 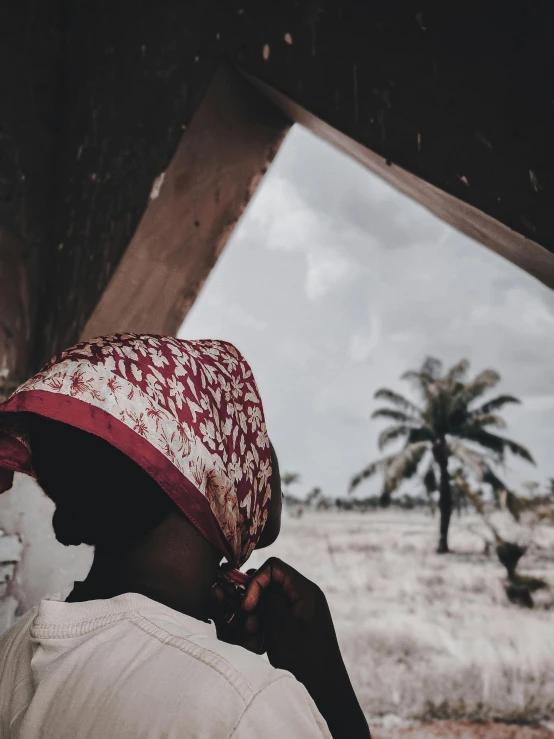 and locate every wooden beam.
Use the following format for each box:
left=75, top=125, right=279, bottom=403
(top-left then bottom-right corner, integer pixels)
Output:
left=82, top=64, right=289, bottom=340
left=245, top=72, right=554, bottom=291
